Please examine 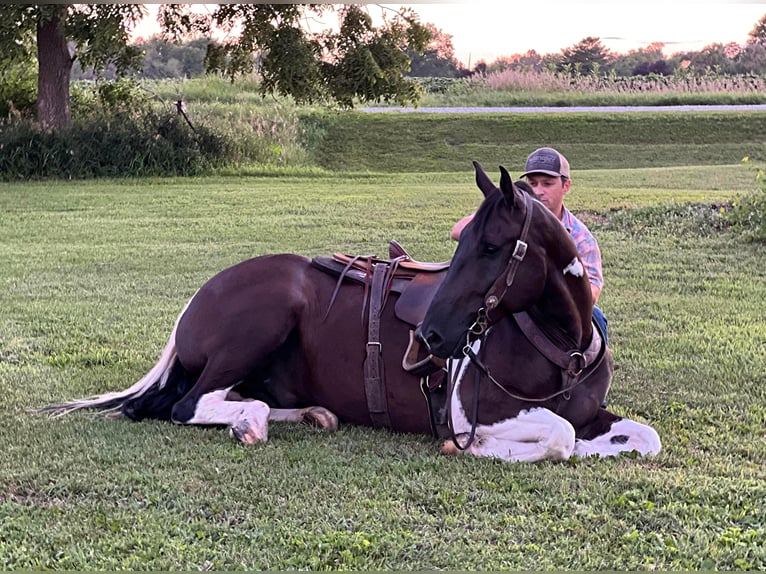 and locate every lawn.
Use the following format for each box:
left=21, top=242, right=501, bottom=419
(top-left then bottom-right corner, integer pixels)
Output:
left=0, top=165, right=764, bottom=570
